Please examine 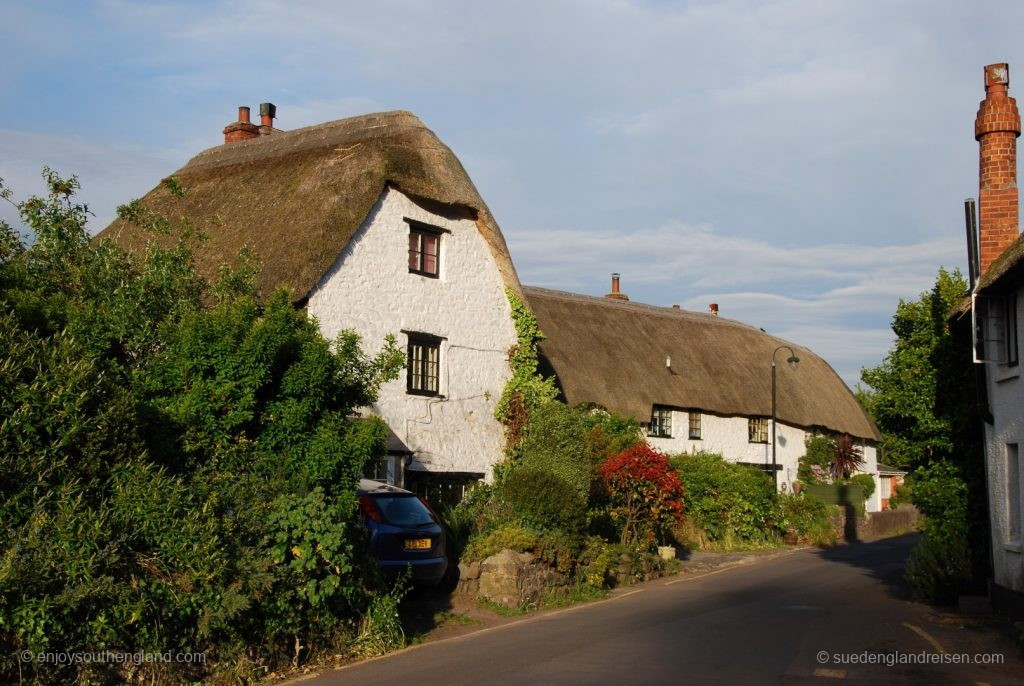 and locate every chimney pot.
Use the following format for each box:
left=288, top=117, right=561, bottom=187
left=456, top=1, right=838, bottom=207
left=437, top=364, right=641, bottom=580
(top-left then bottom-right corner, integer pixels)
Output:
left=259, top=102, right=277, bottom=133
left=605, top=273, right=629, bottom=301
left=671, top=304, right=681, bottom=310
left=223, top=104, right=260, bottom=144
left=976, top=63, right=1022, bottom=275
